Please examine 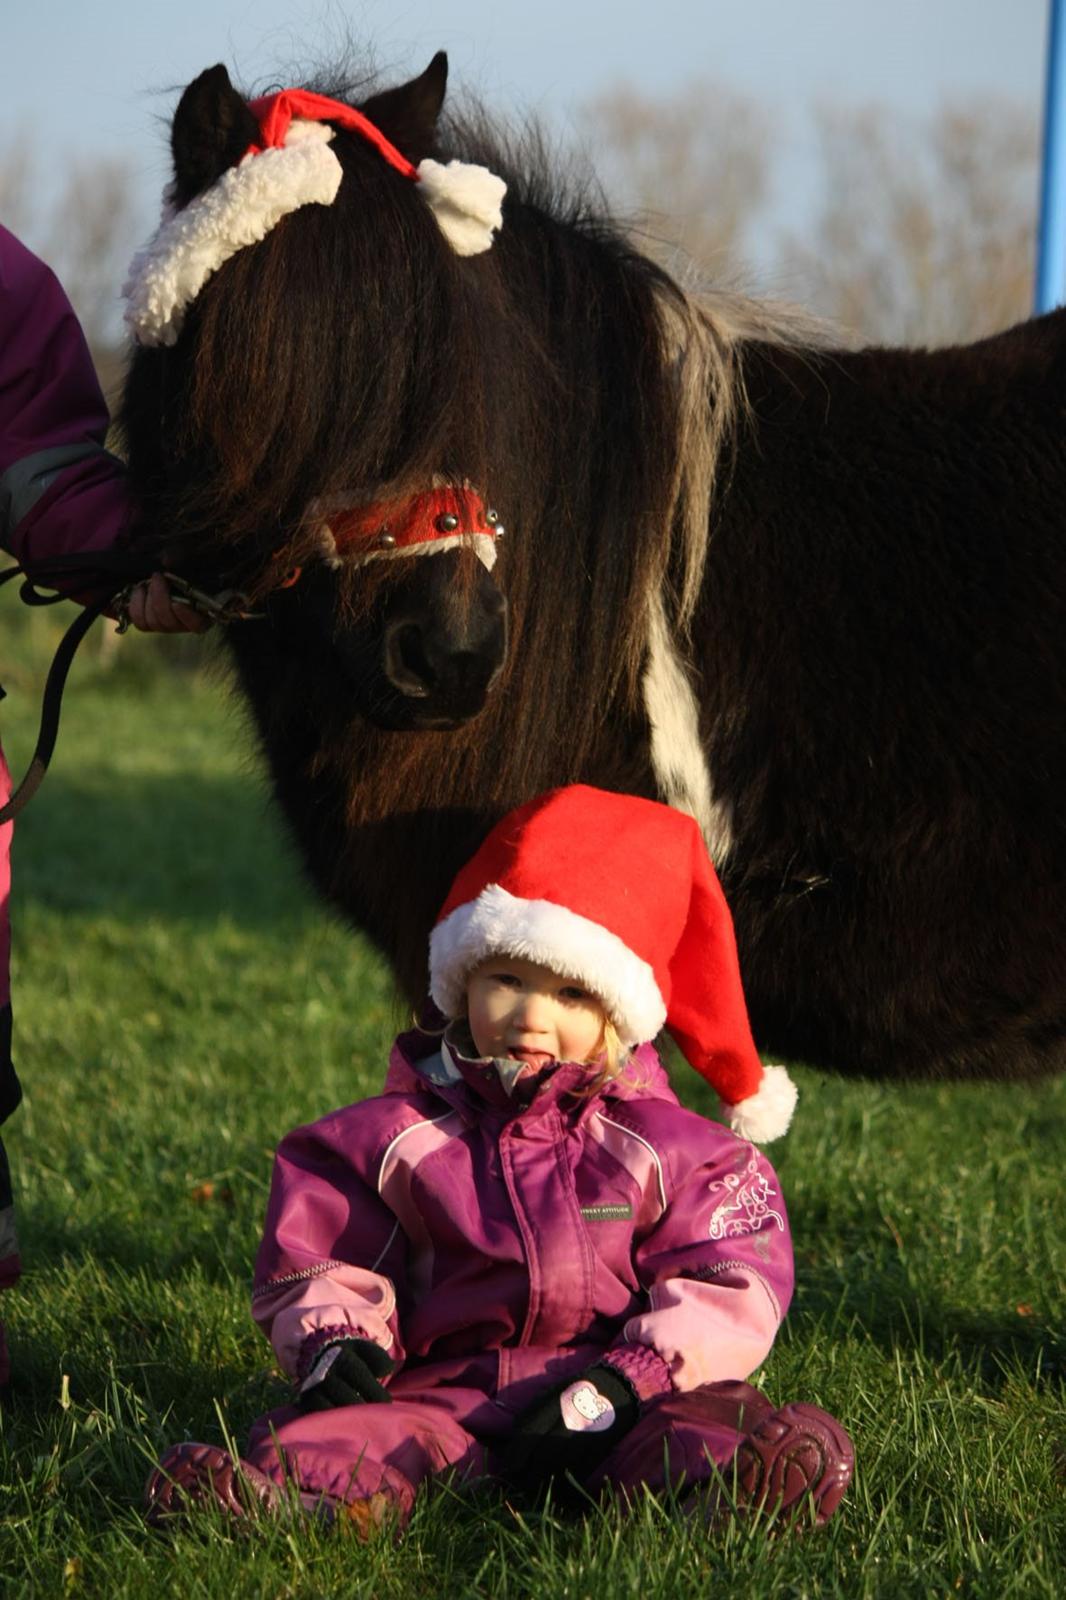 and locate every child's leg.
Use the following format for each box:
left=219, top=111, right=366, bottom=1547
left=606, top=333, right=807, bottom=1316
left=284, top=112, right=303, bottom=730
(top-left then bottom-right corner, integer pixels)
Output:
left=587, top=1380, right=773, bottom=1495
left=587, top=1381, right=852, bottom=1527
left=241, top=1394, right=488, bottom=1524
